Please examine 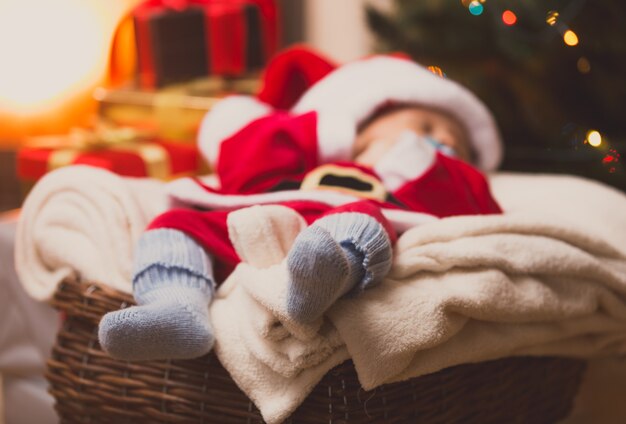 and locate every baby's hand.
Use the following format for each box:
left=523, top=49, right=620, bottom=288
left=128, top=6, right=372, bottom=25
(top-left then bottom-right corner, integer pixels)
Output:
left=372, top=131, right=438, bottom=191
